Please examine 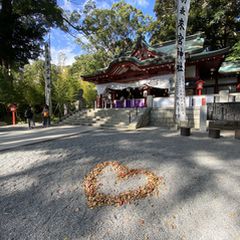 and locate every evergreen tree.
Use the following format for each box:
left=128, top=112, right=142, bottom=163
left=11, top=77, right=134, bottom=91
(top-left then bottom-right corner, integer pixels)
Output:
left=0, top=0, right=64, bottom=68
left=152, top=0, right=240, bottom=49
left=75, top=0, right=153, bottom=65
